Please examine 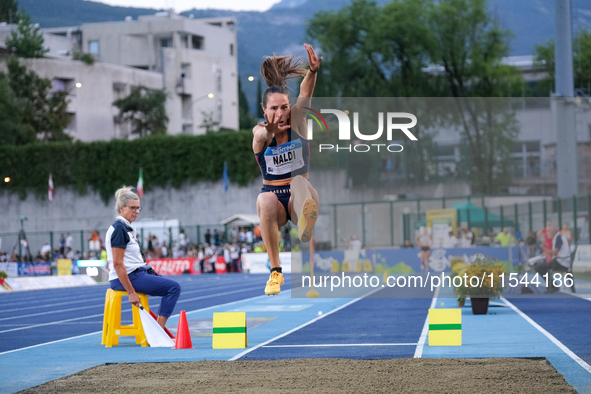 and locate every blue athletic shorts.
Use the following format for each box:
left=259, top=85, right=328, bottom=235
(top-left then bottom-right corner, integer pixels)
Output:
left=260, top=185, right=291, bottom=220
